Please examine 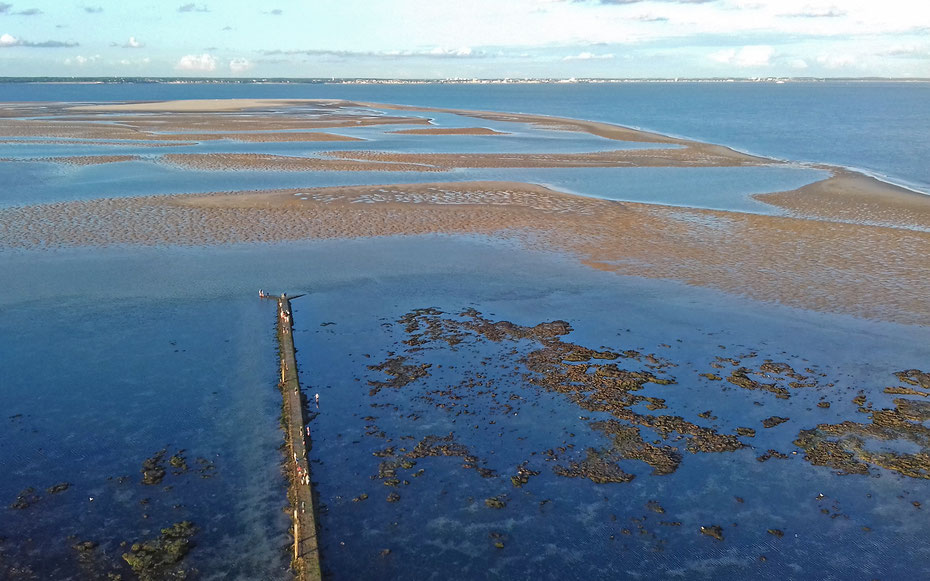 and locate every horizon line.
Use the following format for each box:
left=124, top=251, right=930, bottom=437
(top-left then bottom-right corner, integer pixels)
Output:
left=1, top=76, right=929, bottom=83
